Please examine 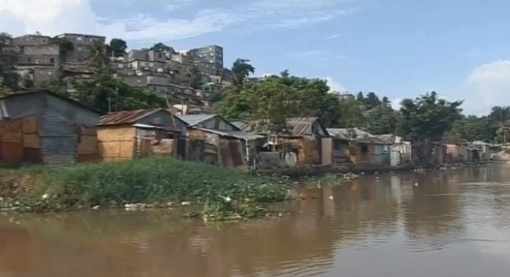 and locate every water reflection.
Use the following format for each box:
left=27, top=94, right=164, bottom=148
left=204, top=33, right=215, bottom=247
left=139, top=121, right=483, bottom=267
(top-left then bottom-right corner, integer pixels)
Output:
left=1, top=164, right=510, bottom=277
